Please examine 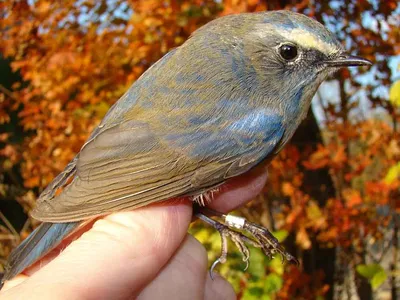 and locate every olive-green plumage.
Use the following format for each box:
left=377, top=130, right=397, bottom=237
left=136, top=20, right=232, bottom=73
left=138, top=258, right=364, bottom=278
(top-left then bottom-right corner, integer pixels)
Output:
left=1, top=10, right=371, bottom=285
